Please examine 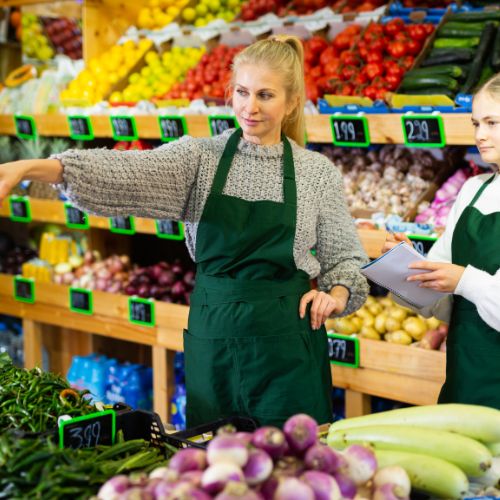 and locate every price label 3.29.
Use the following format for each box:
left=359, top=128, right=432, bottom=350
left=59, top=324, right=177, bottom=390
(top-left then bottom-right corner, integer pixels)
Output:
left=330, top=115, right=370, bottom=147
left=209, top=116, right=239, bottom=136
left=159, top=116, right=186, bottom=142
left=327, top=333, right=359, bottom=368
left=402, top=115, right=445, bottom=148
left=110, top=116, right=138, bottom=141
